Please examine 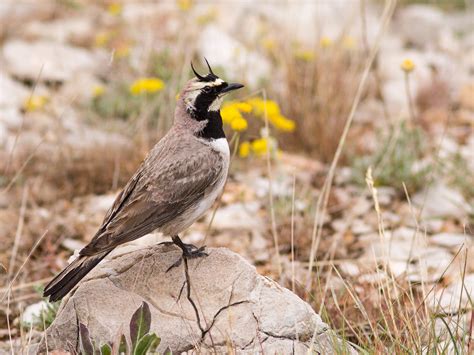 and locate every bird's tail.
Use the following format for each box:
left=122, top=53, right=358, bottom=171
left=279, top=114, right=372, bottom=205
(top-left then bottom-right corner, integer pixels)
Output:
left=43, top=251, right=110, bottom=302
